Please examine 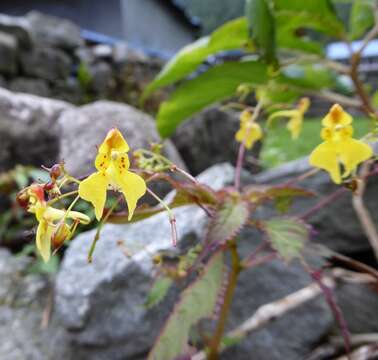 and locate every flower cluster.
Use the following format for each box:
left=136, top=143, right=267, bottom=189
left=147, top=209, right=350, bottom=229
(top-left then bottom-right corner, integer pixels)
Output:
left=309, top=104, right=373, bottom=184
left=268, top=97, right=310, bottom=139
left=235, top=110, right=263, bottom=149
left=18, top=184, right=90, bottom=262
